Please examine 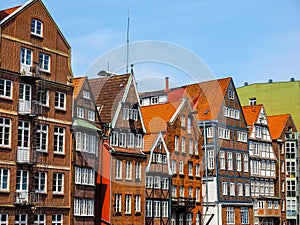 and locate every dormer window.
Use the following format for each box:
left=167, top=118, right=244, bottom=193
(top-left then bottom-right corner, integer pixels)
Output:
left=31, top=19, right=43, bottom=37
